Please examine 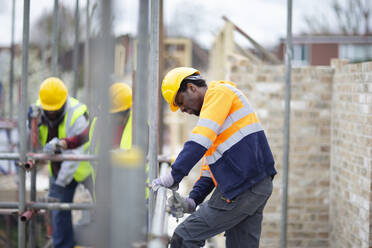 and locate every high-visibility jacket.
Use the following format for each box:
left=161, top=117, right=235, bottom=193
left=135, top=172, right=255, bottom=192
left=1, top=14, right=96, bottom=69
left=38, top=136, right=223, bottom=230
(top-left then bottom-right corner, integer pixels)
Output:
left=170, top=81, right=276, bottom=203
left=37, top=97, right=93, bottom=185
left=82, top=111, right=151, bottom=199
left=84, top=111, right=132, bottom=153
